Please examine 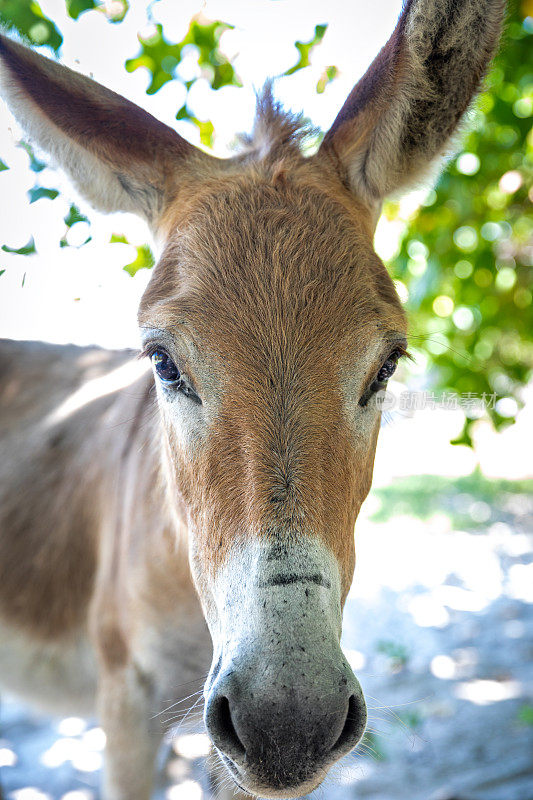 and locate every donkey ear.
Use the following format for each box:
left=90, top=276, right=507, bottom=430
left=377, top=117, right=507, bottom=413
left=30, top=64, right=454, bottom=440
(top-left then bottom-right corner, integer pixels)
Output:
left=318, top=0, right=505, bottom=208
left=0, top=34, right=210, bottom=226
